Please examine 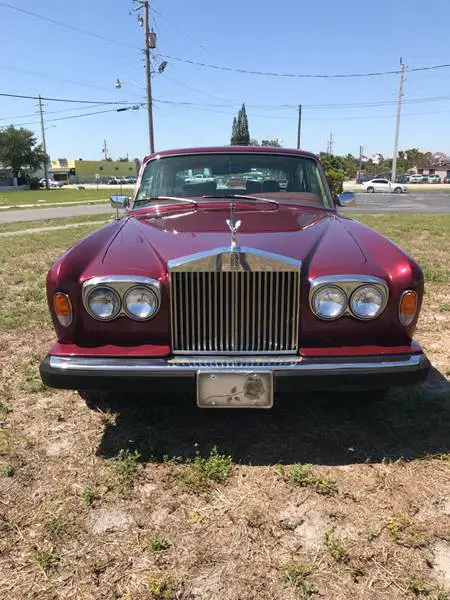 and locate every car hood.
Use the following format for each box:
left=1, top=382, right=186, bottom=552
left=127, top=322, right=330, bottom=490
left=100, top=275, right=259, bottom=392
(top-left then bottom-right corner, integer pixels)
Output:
left=80, top=203, right=375, bottom=281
